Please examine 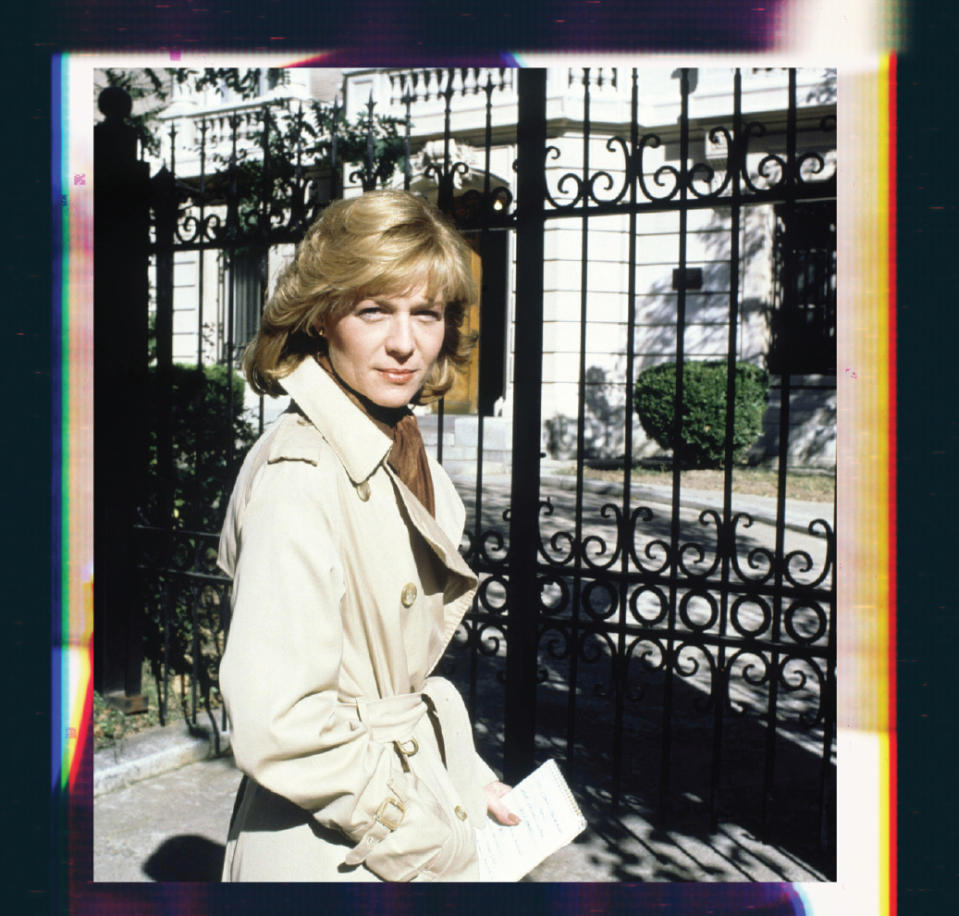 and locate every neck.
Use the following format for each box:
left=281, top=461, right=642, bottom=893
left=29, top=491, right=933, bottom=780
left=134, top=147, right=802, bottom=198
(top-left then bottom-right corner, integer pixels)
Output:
left=314, top=353, right=410, bottom=428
